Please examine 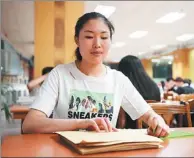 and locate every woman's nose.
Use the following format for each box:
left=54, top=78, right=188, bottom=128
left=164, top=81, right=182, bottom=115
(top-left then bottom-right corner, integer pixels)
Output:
left=93, top=37, right=101, bottom=48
